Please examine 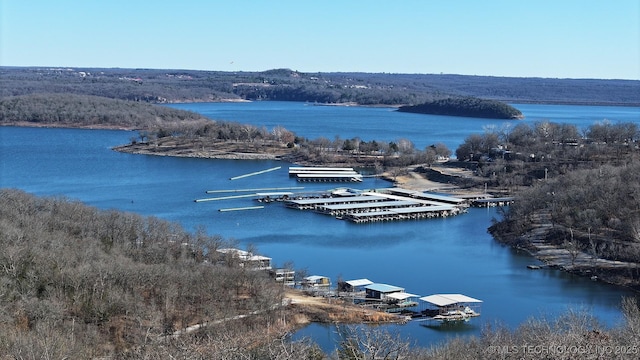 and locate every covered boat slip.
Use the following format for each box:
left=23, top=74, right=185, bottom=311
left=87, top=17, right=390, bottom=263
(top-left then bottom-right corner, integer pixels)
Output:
left=285, top=195, right=387, bottom=210
left=288, top=166, right=355, bottom=174
left=315, top=199, right=421, bottom=216
left=289, top=166, right=363, bottom=182
left=385, top=188, right=466, bottom=205
left=361, top=191, right=456, bottom=207
left=283, top=187, right=466, bottom=222
left=418, top=294, right=483, bottom=322
left=295, top=173, right=363, bottom=182
left=344, top=205, right=459, bottom=223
